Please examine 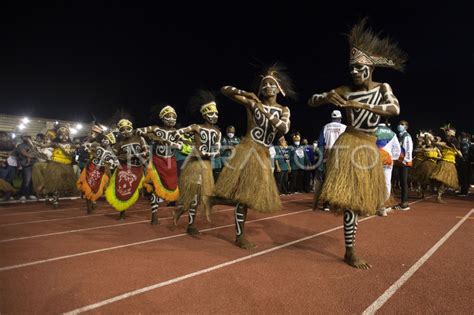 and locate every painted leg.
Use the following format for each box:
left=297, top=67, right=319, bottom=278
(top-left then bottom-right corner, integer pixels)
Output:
left=343, top=210, right=371, bottom=269
left=150, top=193, right=159, bottom=225
left=186, top=195, right=200, bottom=235
left=86, top=199, right=92, bottom=214
left=235, top=203, right=256, bottom=249
left=52, top=191, right=59, bottom=209
left=117, top=210, right=126, bottom=220
left=436, top=184, right=446, bottom=203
